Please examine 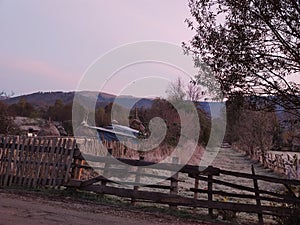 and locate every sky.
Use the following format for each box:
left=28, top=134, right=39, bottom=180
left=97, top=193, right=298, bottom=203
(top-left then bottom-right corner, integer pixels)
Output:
left=0, top=0, right=195, bottom=97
